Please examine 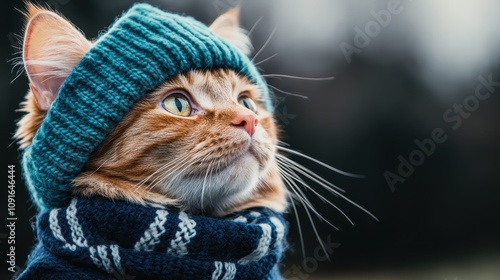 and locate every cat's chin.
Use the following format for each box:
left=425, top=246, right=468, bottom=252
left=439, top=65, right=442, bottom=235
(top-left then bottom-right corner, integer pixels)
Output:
left=165, top=151, right=263, bottom=216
